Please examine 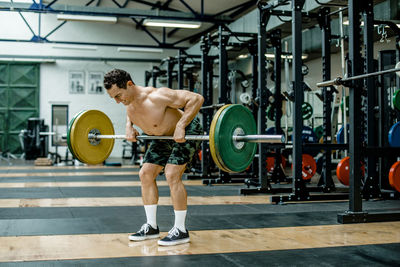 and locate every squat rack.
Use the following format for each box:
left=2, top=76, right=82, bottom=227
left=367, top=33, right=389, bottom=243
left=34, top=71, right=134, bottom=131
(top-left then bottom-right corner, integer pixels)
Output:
left=338, top=0, right=400, bottom=223
left=241, top=0, right=347, bottom=199
left=194, top=25, right=259, bottom=184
